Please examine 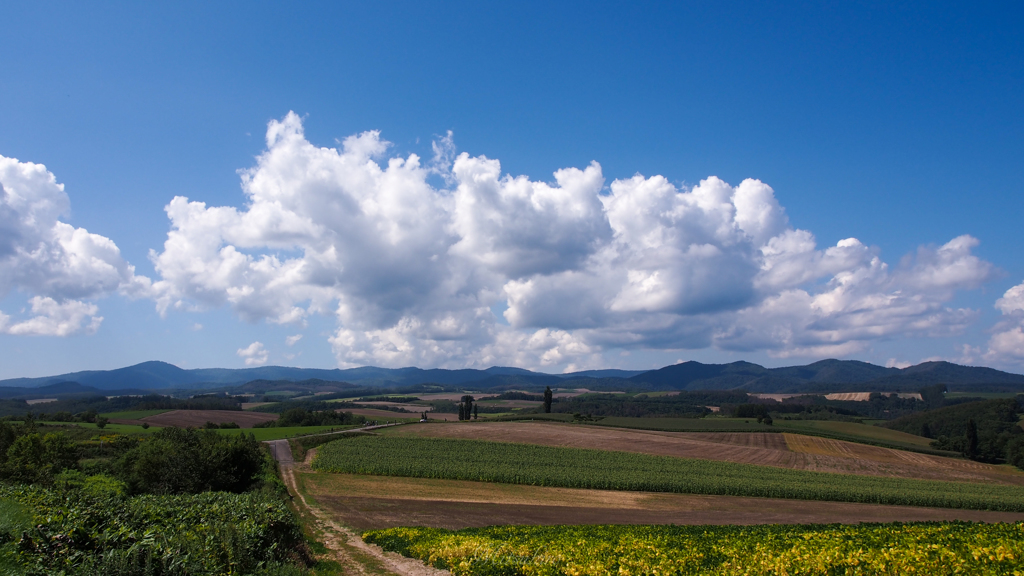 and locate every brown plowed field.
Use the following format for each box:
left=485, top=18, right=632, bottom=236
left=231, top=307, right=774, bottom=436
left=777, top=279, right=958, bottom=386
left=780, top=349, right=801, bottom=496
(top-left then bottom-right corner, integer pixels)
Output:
left=414, top=393, right=499, bottom=402
left=299, top=472, right=1024, bottom=531
left=341, top=408, right=428, bottom=419
left=384, top=421, right=1024, bottom=486
left=127, top=410, right=278, bottom=428
left=352, top=402, right=426, bottom=411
